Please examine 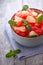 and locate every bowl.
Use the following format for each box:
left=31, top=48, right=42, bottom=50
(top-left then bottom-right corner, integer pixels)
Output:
left=10, top=8, right=43, bottom=47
